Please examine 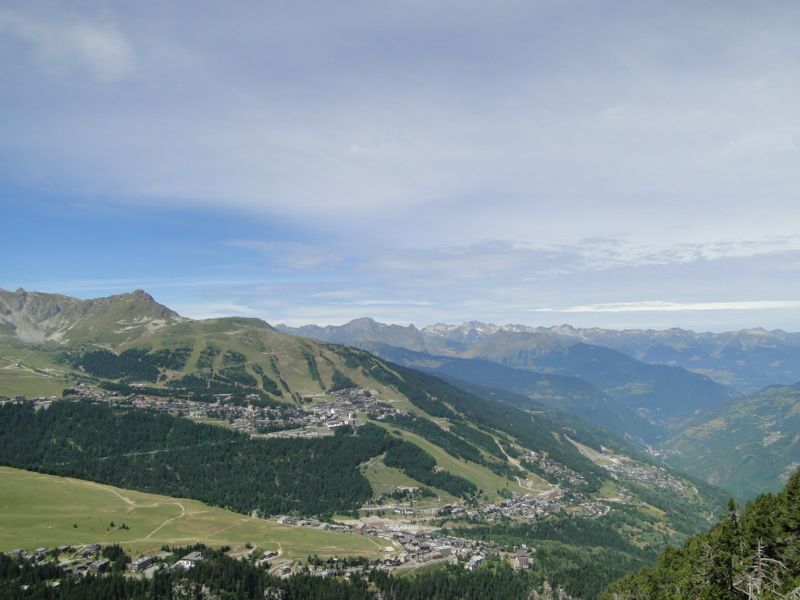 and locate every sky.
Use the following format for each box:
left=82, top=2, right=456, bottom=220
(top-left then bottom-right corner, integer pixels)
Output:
left=2, top=1, right=800, bottom=330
